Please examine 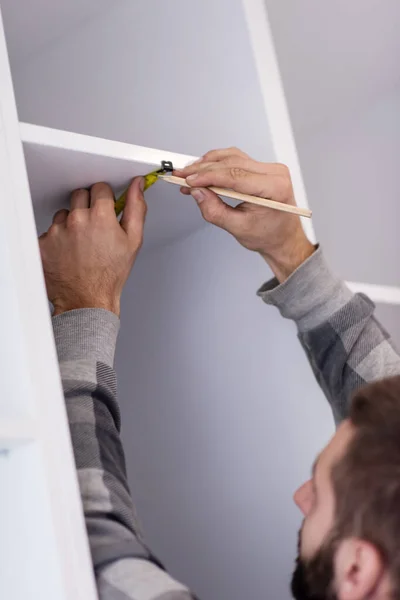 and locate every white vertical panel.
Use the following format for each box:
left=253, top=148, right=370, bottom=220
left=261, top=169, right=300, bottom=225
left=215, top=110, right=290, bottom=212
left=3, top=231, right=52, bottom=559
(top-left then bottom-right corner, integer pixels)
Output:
left=0, top=445, right=65, bottom=600
left=241, top=0, right=316, bottom=242
left=0, top=8, right=97, bottom=600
